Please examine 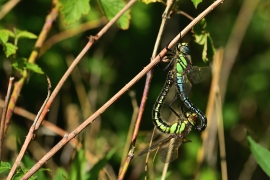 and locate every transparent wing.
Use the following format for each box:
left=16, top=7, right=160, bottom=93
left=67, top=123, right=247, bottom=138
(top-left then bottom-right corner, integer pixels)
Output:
left=188, top=66, right=211, bottom=84
left=181, top=74, right=192, bottom=95
left=138, top=136, right=173, bottom=156
left=160, top=137, right=183, bottom=163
